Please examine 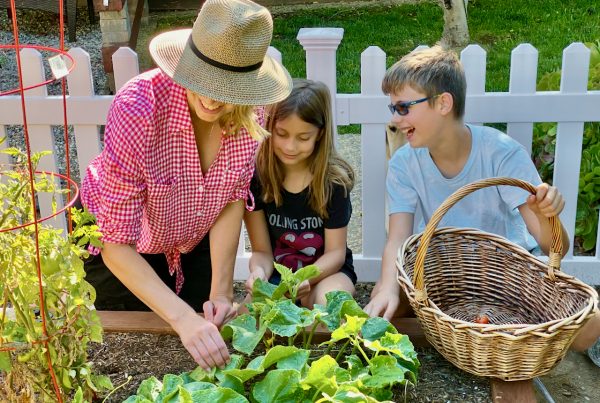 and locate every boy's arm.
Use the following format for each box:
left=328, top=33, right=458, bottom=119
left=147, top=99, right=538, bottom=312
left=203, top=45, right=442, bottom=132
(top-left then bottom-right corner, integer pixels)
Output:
left=364, top=212, right=414, bottom=320
left=518, top=183, right=569, bottom=256
left=243, top=209, right=275, bottom=293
